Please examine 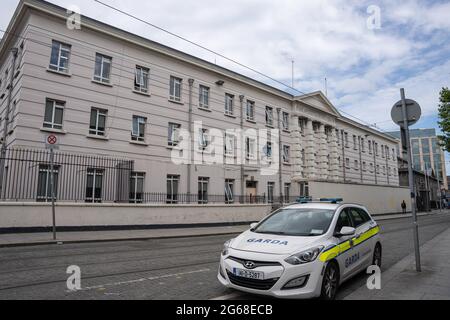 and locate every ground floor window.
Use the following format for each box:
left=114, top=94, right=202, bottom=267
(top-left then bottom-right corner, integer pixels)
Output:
left=37, top=164, right=59, bottom=202
left=129, top=172, right=145, bottom=203
left=167, top=175, right=179, bottom=204
left=284, top=183, right=291, bottom=202
left=225, top=179, right=234, bottom=204
left=85, top=168, right=103, bottom=203
left=198, top=177, right=209, bottom=204
left=267, top=182, right=275, bottom=203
